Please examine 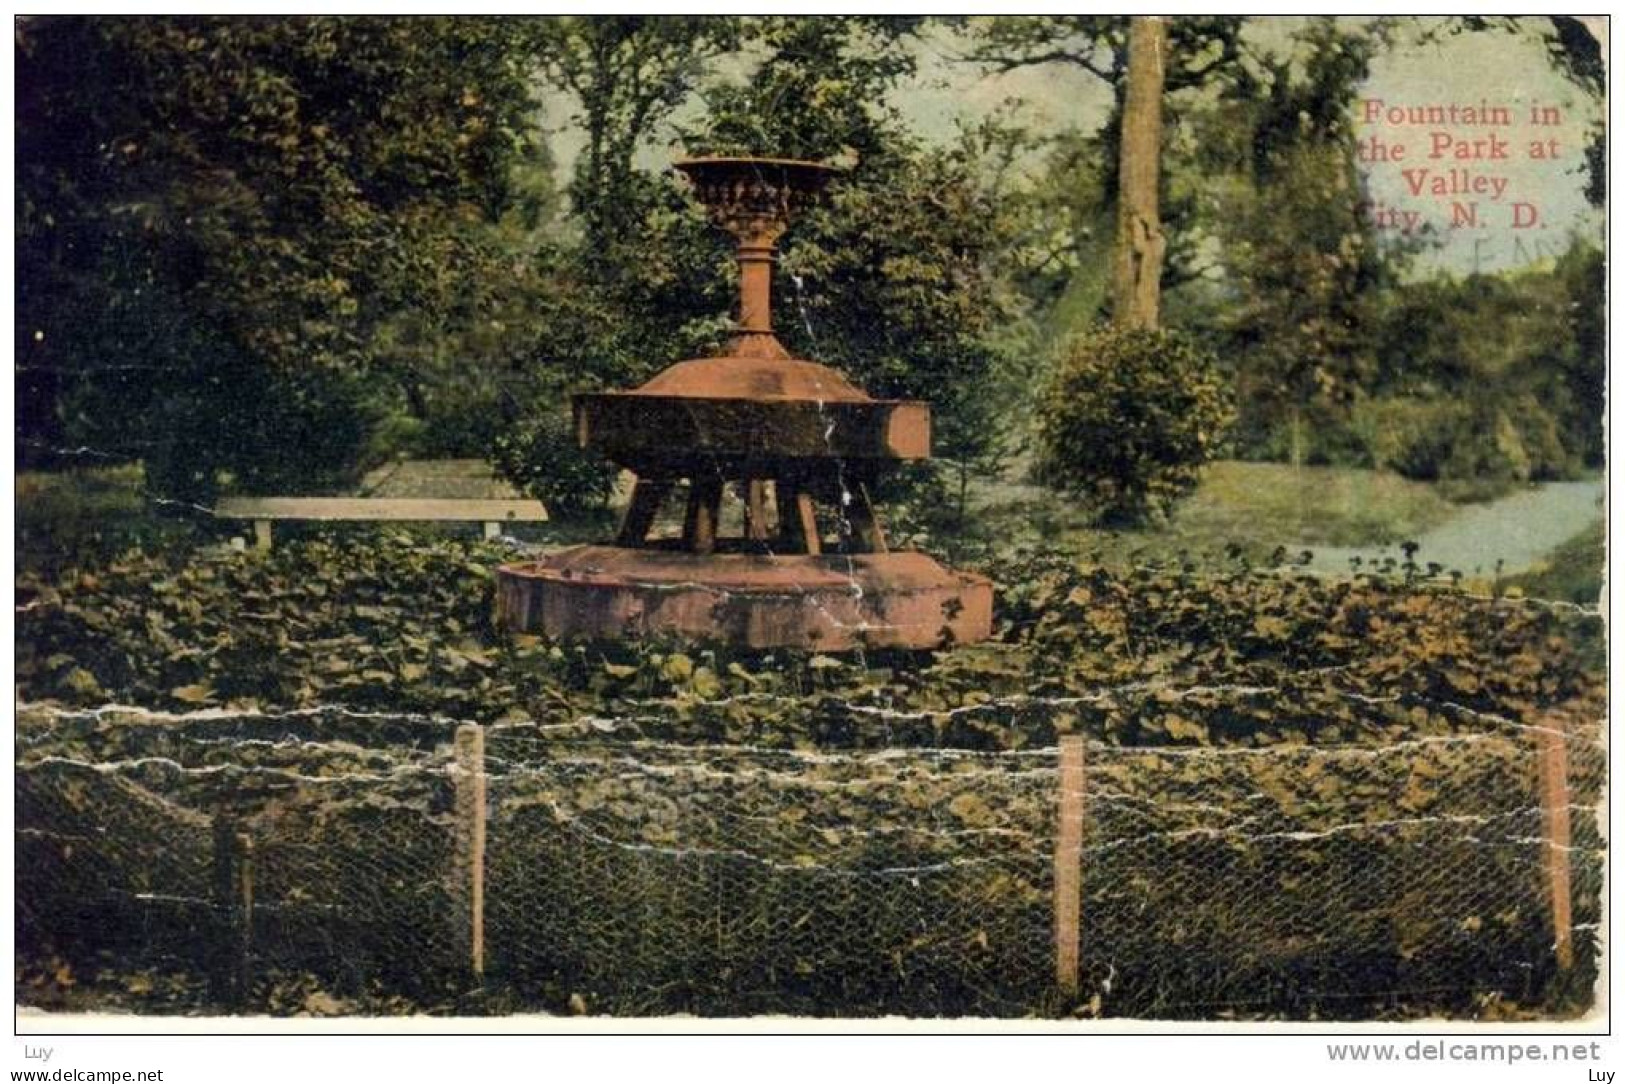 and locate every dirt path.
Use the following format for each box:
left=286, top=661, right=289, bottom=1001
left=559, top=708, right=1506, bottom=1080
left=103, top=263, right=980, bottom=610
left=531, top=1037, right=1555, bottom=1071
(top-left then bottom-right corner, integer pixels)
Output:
left=1303, top=479, right=1604, bottom=577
